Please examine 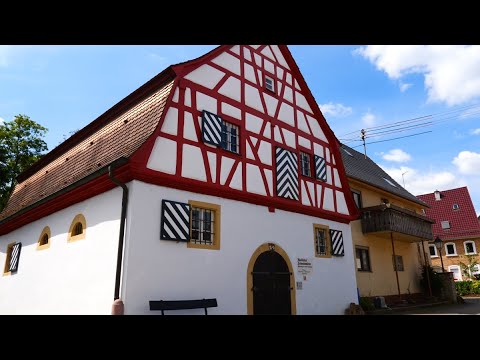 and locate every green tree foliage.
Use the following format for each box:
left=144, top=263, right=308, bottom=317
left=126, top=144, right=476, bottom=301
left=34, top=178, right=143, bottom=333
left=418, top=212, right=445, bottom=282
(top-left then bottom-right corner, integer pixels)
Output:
left=459, top=254, right=480, bottom=280
left=0, top=115, right=48, bottom=211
